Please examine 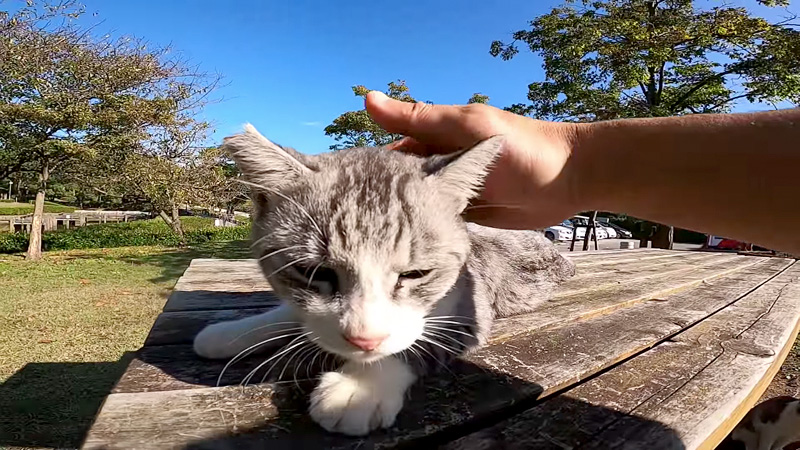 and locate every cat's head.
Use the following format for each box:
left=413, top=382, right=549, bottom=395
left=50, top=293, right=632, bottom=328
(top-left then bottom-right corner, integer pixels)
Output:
left=223, top=124, right=503, bottom=363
